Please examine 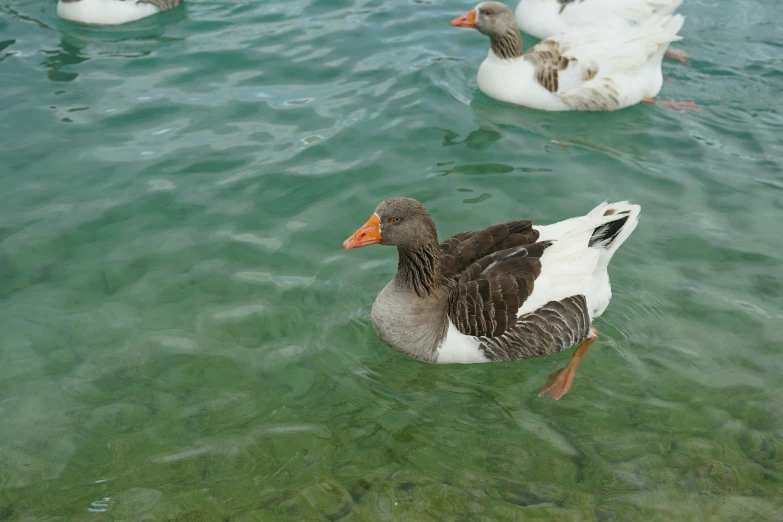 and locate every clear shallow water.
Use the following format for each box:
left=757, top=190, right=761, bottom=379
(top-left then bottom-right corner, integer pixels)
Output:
left=1, top=0, right=782, bottom=519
